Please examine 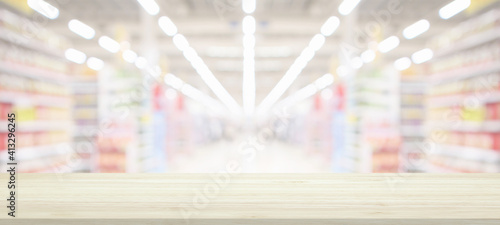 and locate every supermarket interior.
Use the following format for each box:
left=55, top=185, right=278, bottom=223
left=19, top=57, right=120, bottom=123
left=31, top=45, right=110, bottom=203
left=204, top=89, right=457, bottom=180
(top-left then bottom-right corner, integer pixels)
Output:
left=1, top=0, right=500, bottom=173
